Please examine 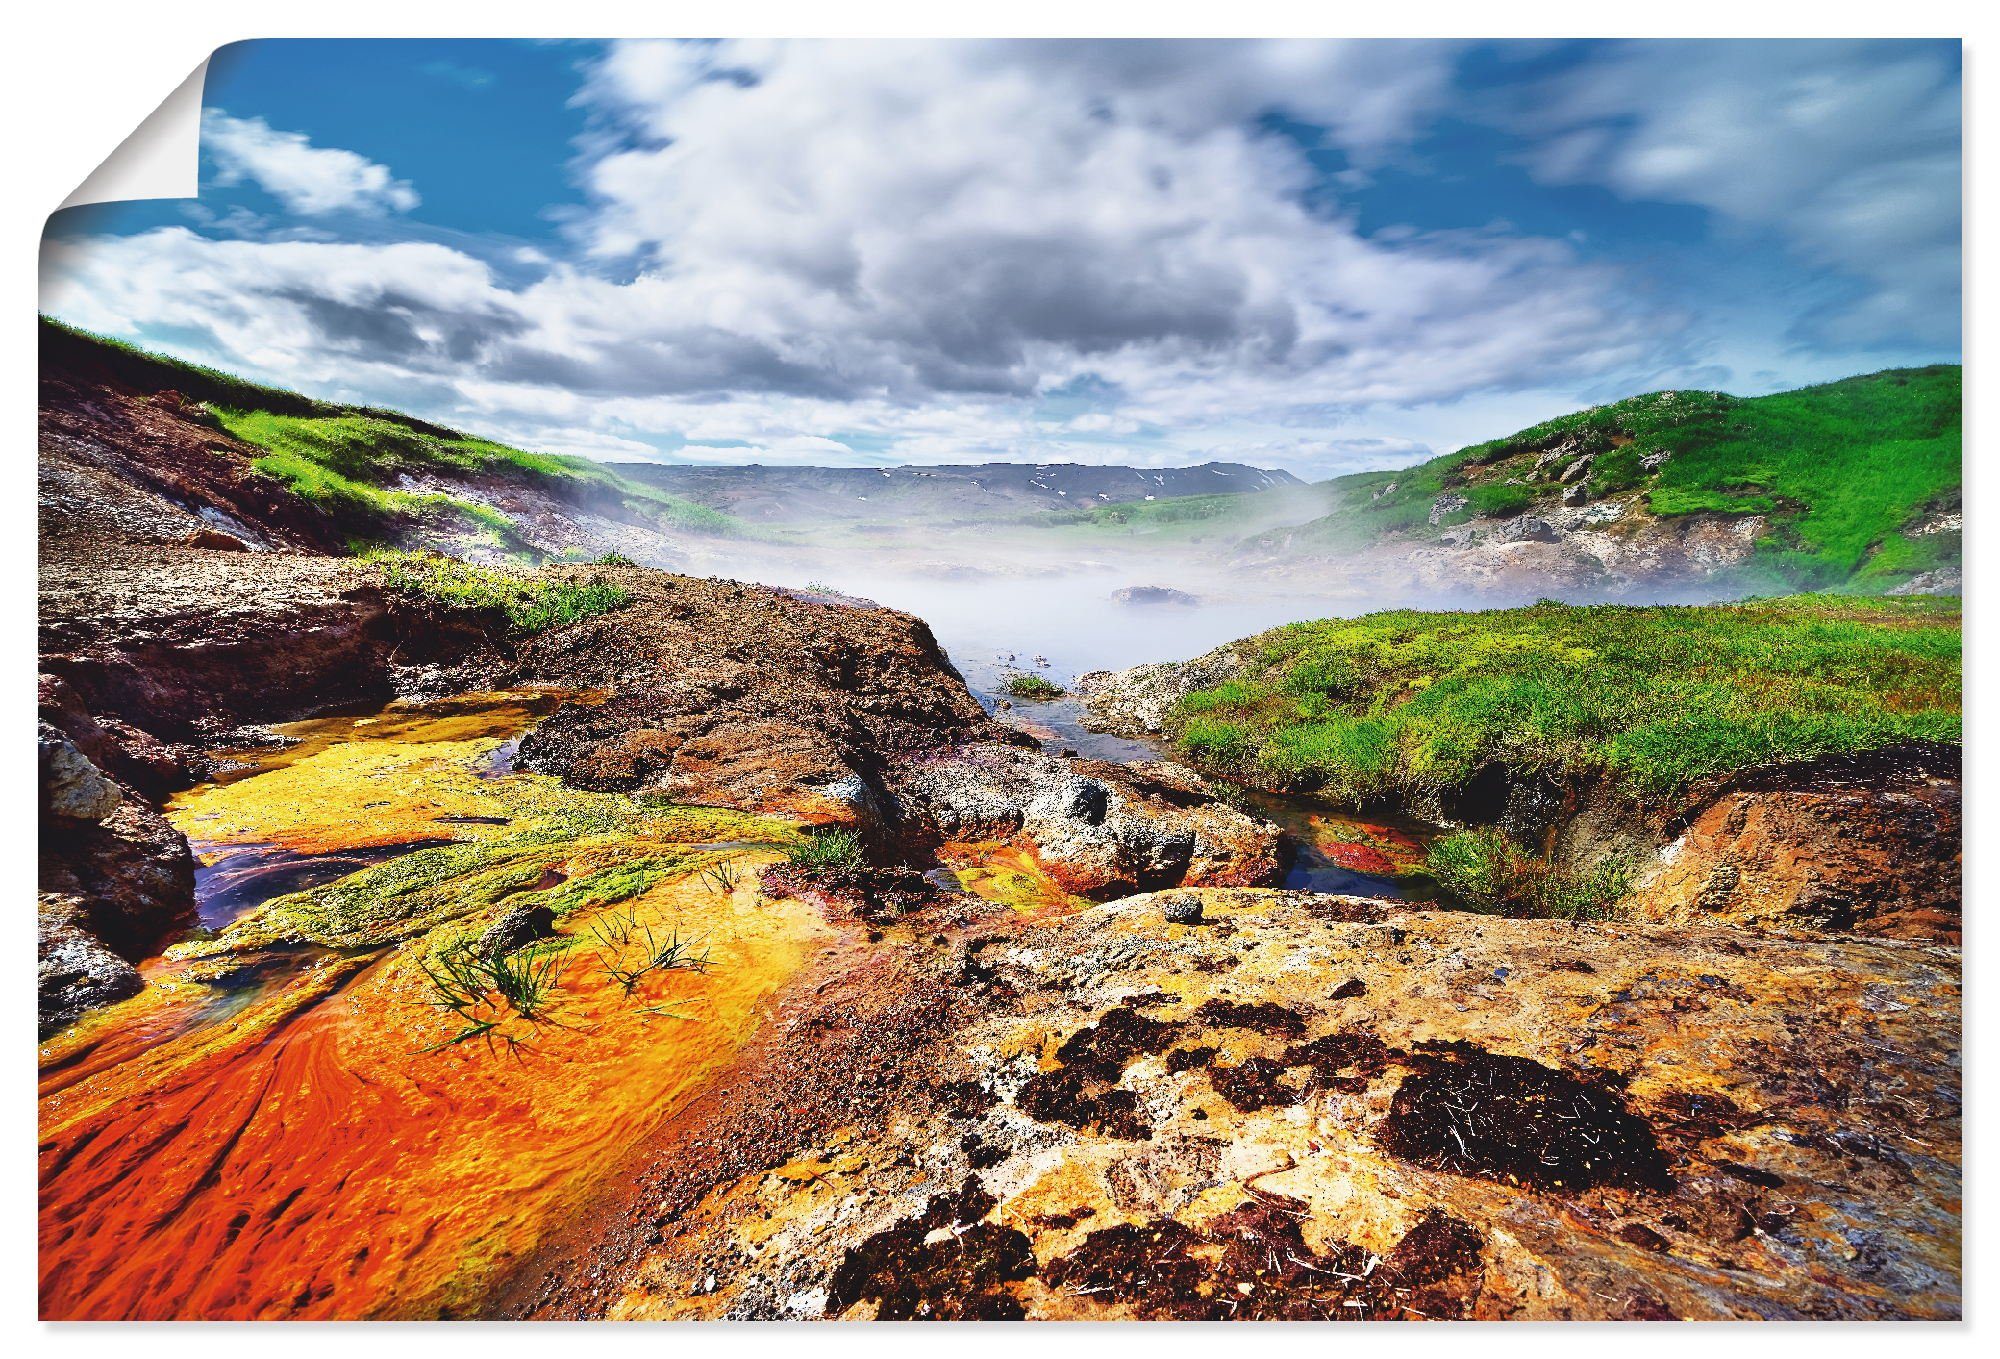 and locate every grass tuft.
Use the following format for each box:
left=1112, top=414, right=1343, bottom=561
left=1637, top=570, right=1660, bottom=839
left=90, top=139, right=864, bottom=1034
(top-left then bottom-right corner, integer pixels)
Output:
left=785, top=827, right=865, bottom=874
left=1002, top=672, right=1066, bottom=701
left=363, top=548, right=630, bottom=633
